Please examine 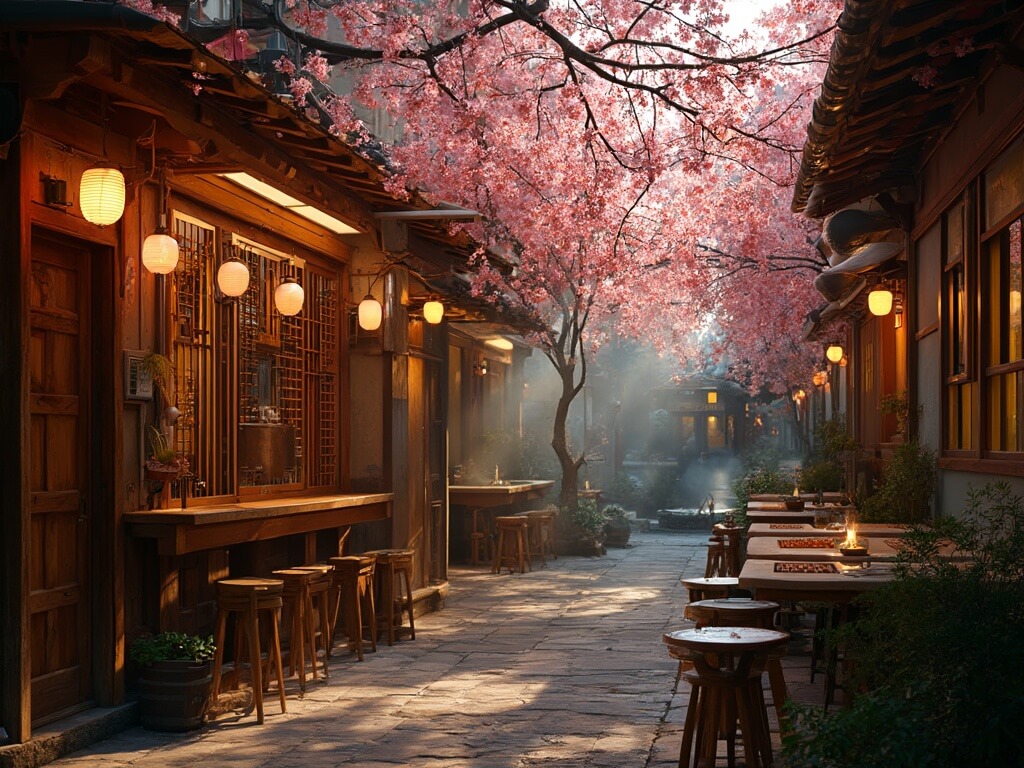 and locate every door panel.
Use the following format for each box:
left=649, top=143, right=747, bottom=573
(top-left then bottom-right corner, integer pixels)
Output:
left=28, top=233, right=91, bottom=723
